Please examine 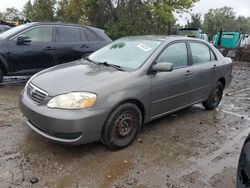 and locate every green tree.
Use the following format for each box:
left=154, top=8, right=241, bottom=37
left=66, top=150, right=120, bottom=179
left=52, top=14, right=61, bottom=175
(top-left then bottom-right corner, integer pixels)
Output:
left=186, top=13, right=202, bottom=28
left=105, top=0, right=154, bottom=39
left=202, top=7, right=237, bottom=37
left=149, top=0, right=199, bottom=34
left=84, top=0, right=114, bottom=29
left=56, top=0, right=69, bottom=21
left=56, top=0, right=86, bottom=23
left=34, top=0, right=56, bottom=21
left=23, top=0, right=35, bottom=20
left=235, top=16, right=250, bottom=34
